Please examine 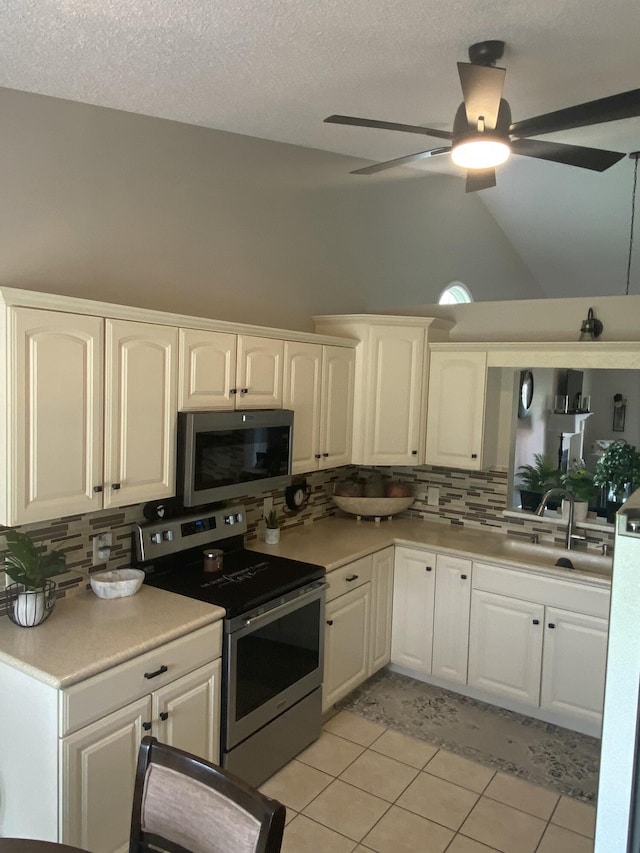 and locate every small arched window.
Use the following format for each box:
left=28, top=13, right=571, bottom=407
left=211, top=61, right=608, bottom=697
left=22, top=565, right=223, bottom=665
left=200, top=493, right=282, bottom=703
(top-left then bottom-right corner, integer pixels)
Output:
left=439, top=282, right=473, bottom=305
